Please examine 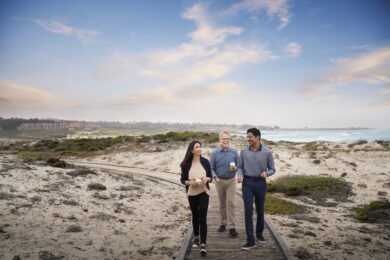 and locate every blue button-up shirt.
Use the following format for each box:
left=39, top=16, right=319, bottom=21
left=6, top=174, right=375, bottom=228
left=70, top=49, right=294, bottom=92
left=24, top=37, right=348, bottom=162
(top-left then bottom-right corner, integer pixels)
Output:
left=210, top=147, right=239, bottom=179
left=237, top=144, right=276, bottom=177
